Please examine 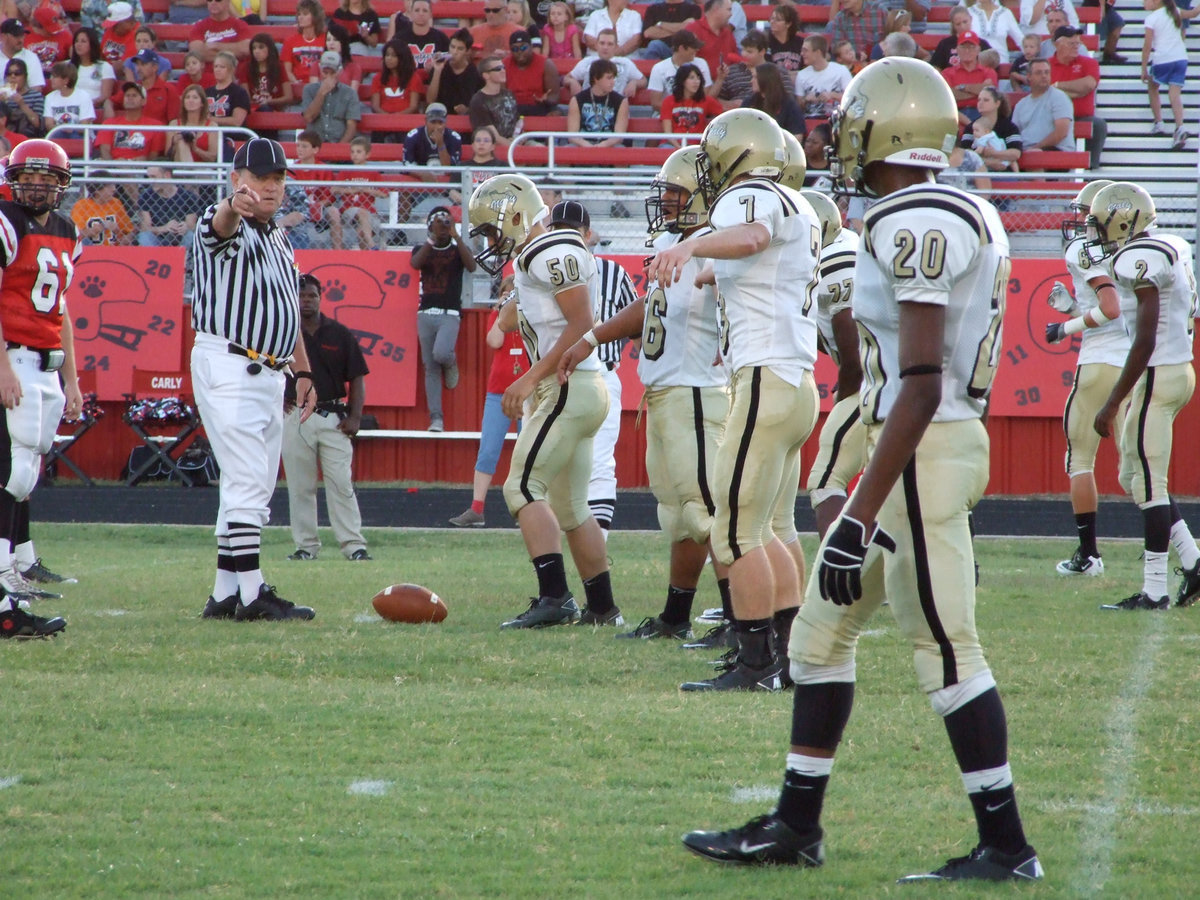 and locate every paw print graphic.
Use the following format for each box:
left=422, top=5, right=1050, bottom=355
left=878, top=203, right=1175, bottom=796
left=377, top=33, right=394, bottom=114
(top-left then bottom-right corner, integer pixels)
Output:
left=326, top=279, right=346, bottom=302
left=80, top=275, right=106, bottom=299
